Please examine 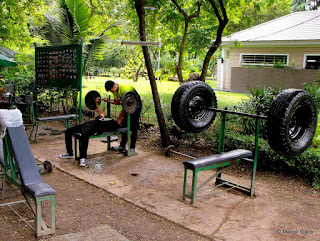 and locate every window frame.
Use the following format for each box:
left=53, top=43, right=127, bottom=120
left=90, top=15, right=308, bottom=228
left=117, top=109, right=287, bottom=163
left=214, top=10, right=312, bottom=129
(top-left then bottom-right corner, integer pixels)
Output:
left=239, top=53, right=289, bottom=66
left=303, top=54, right=320, bottom=69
